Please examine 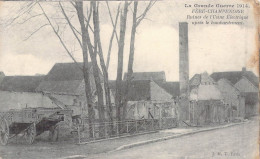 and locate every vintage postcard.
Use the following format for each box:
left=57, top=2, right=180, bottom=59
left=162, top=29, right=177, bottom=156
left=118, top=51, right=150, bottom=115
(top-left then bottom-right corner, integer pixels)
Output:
left=0, top=0, right=259, bottom=158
